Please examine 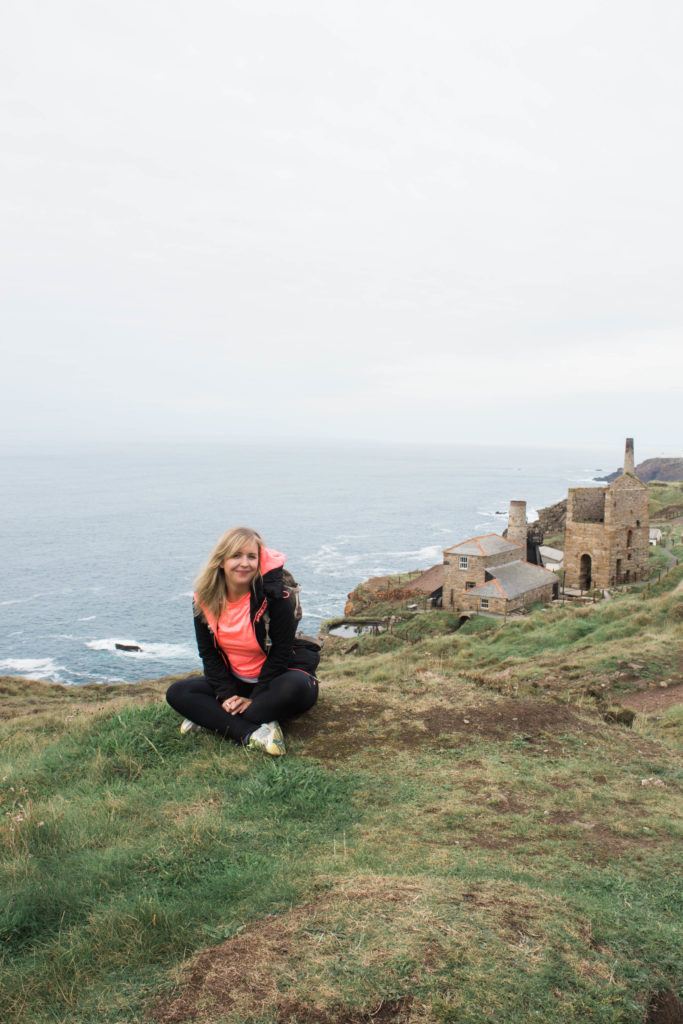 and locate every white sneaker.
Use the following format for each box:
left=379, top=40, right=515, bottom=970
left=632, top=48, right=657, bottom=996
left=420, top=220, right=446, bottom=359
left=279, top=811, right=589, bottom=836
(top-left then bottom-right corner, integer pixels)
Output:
left=180, top=718, right=204, bottom=735
left=246, top=721, right=286, bottom=756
